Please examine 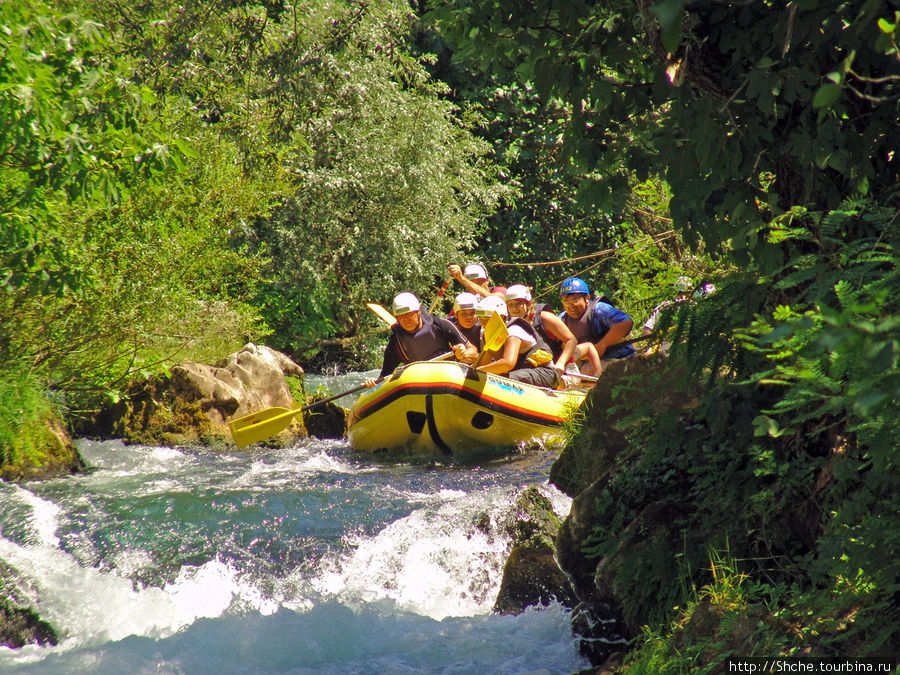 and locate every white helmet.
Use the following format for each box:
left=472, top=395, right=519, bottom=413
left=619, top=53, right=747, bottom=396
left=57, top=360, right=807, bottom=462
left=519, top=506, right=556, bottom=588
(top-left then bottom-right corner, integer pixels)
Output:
left=391, top=292, right=421, bottom=316
left=453, top=292, right=479, bottom=312
left=693, top=283, right=716, bottom=299
left=505, top=284, right=532, bottom=302
left=475, top=295, right=508, bottom=318
left=673, top=276, right=693, bottom=293
left=463, top=263, right=489, bottom=281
